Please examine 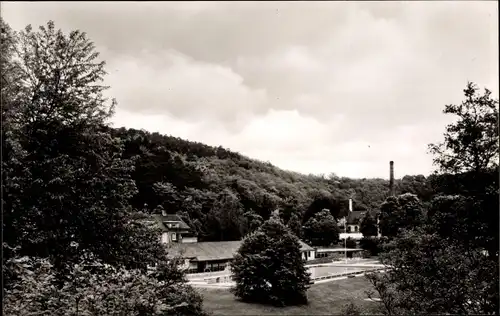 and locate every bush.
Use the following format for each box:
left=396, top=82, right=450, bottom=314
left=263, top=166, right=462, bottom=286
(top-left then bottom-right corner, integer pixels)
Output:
left=3, top=256, right=208, bottom=316
left=341, top=301, right=361, bottom=316
left=231, top=216, right=311, bottom=306
left=345, top=237, right=357, bottom=249
left=359, top=237, right=381, bottom=256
